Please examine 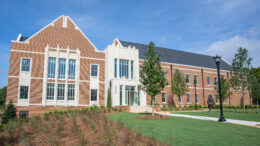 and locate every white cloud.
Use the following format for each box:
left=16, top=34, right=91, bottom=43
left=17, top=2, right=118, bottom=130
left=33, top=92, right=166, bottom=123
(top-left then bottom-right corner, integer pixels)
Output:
left=205, top=36, right=260, bottom=67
